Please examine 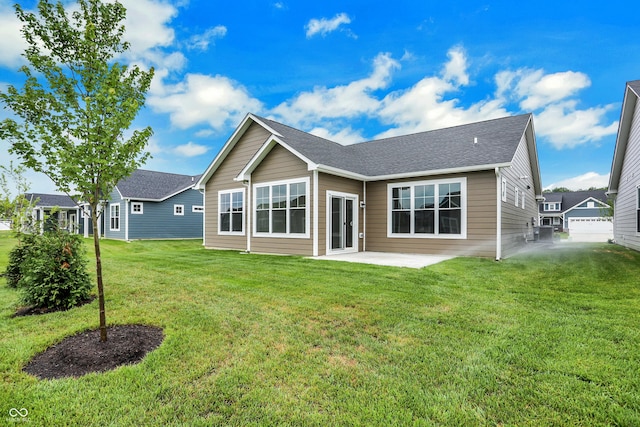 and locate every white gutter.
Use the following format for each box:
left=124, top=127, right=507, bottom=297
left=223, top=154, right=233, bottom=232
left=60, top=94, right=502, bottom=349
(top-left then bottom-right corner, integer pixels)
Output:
left=495, top=167, right=502, bottom=261
left=362, top=181, right=367, bottom=252
left=313, top=170, right=319, bottom=256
